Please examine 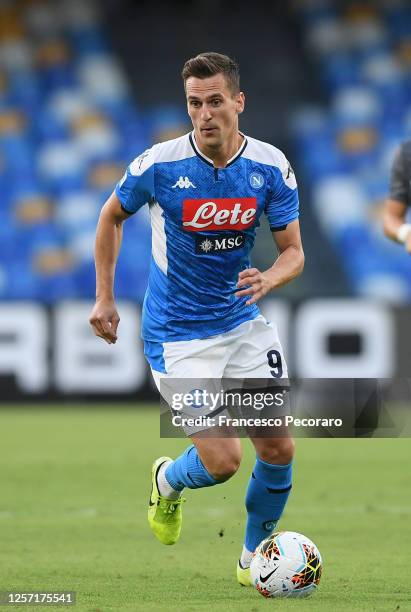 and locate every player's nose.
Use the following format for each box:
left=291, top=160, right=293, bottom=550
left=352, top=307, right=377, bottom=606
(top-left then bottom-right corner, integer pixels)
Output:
left=201, top=107, right=213, bottom=120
